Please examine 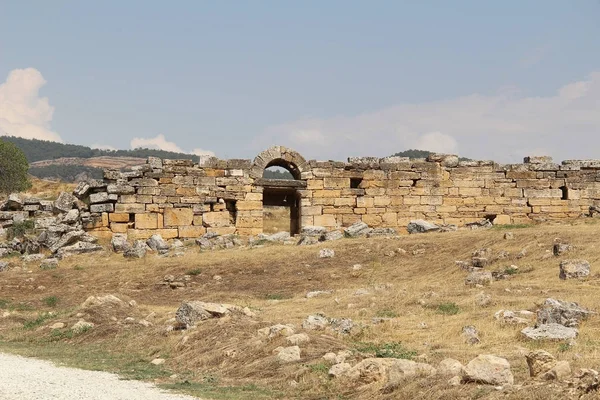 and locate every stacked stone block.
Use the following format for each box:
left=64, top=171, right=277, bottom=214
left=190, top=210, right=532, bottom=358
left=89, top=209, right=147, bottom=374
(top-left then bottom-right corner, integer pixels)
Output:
left=78, top=146, right=600, bottom=239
